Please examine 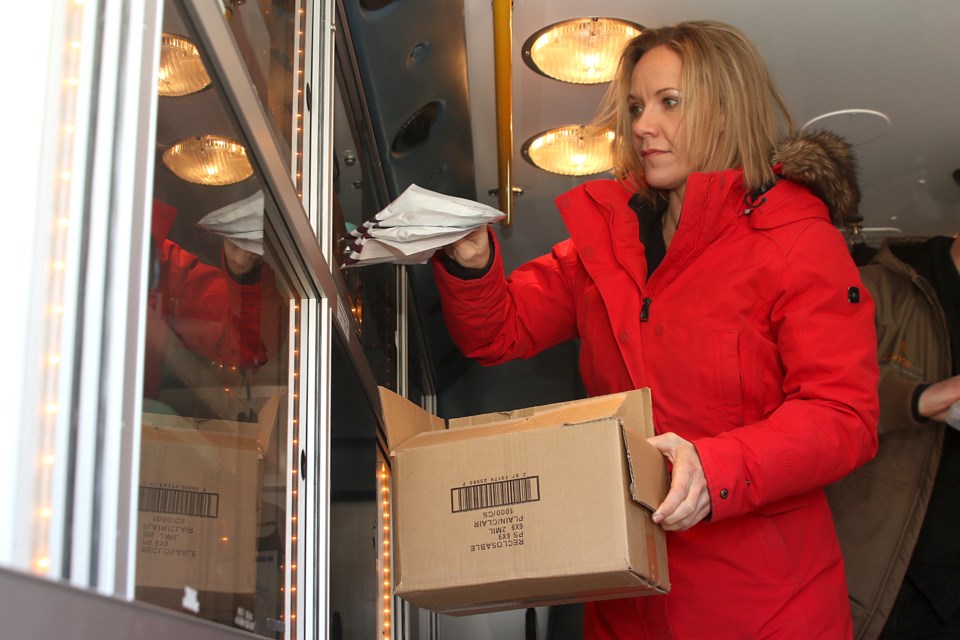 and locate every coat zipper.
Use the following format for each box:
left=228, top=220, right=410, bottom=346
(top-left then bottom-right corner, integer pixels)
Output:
left=640, top=297, right=652, bottom=322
